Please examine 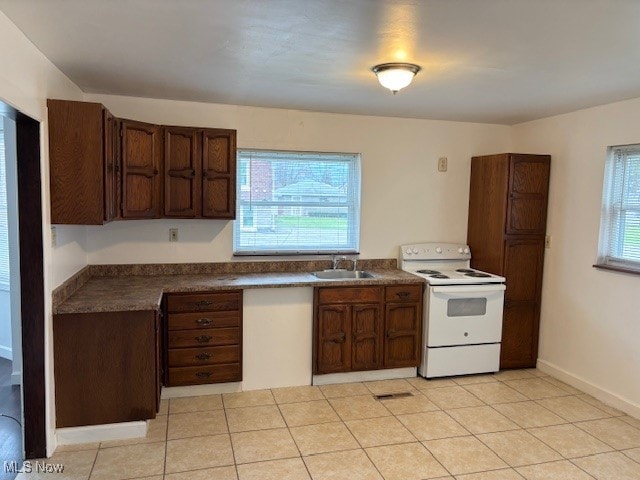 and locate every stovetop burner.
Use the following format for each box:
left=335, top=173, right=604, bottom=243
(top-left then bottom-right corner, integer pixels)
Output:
left=417, top=269, right=441, bottom=275
left=429, top=274, right=450, bottom=279
left=456, top=269, right=475, bottom=273
left=465, top=272, right=491, bottom=278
